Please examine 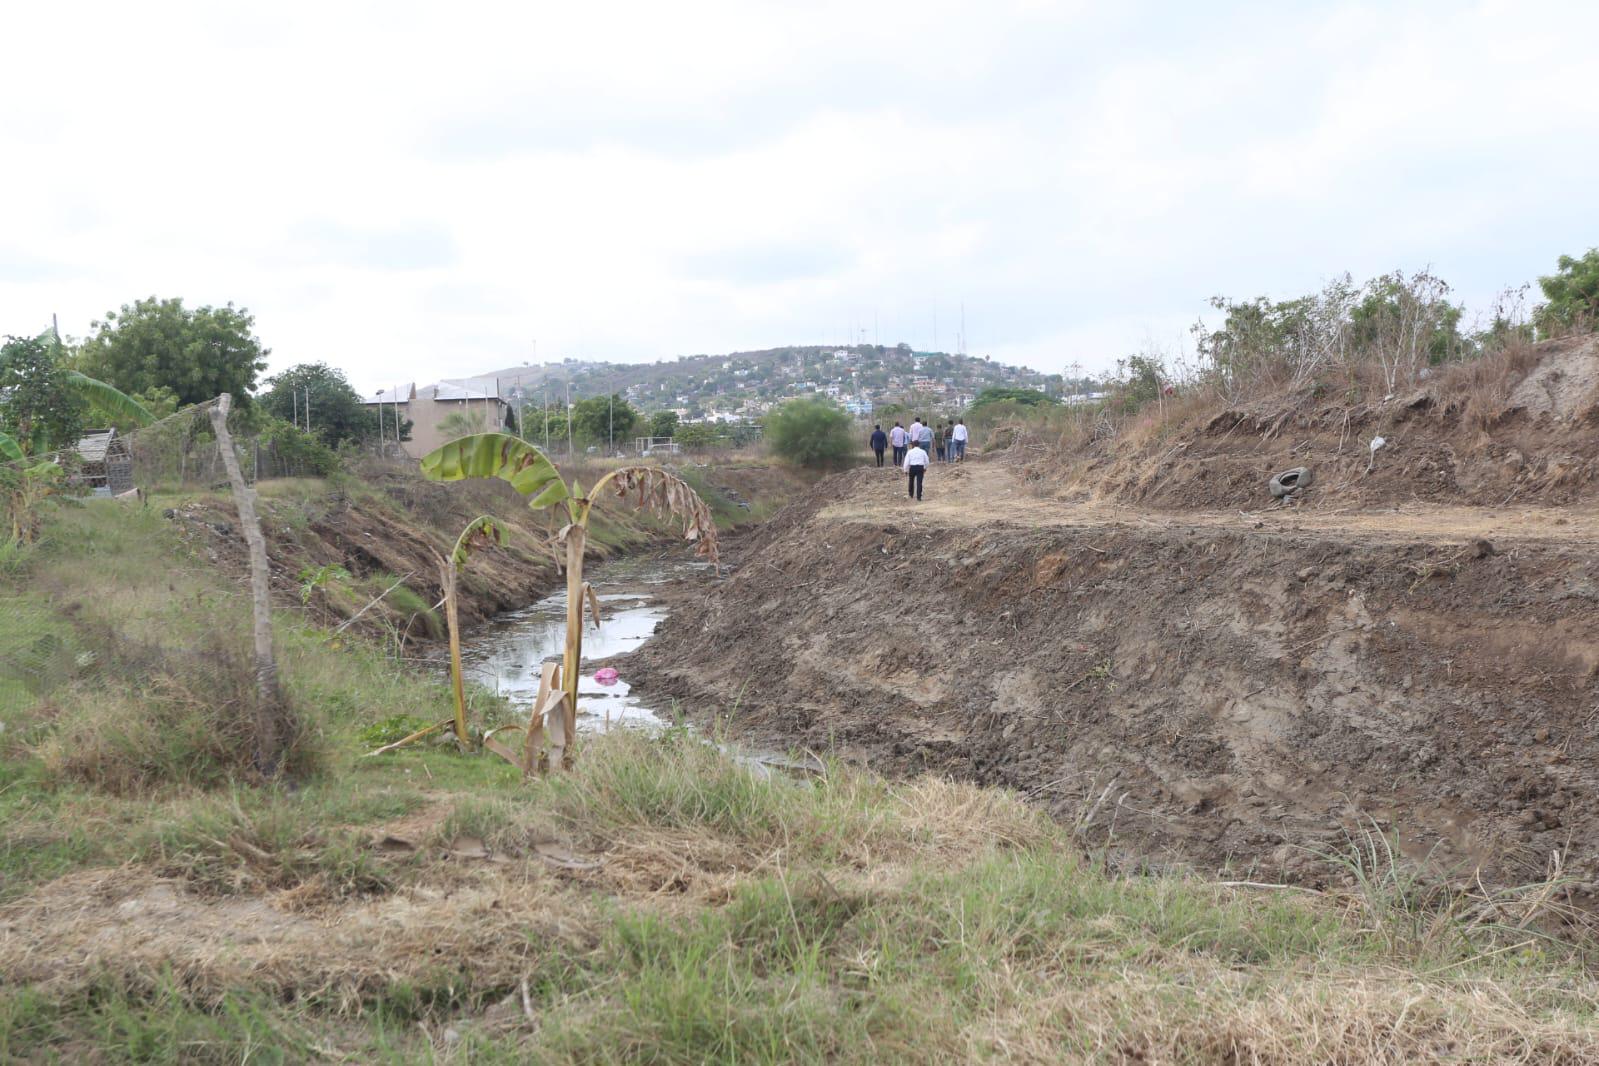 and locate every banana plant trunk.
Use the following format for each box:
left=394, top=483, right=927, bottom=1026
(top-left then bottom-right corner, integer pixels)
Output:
left=556, top=522, right=587, bottom=768
left=441, top=557, right=468, bottom=746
